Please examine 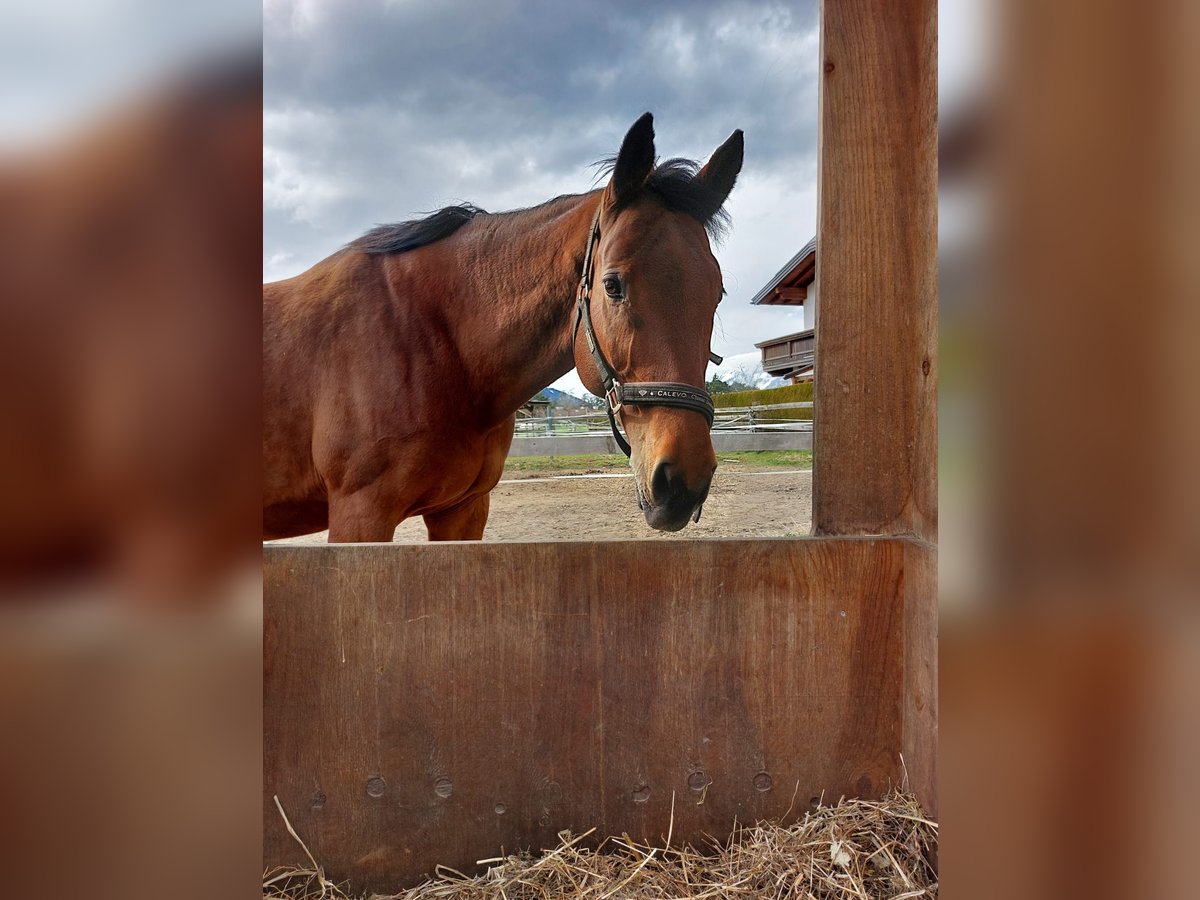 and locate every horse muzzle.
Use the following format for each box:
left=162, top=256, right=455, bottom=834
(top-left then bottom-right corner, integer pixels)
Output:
left=642, top=459, right=712, bottom=532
